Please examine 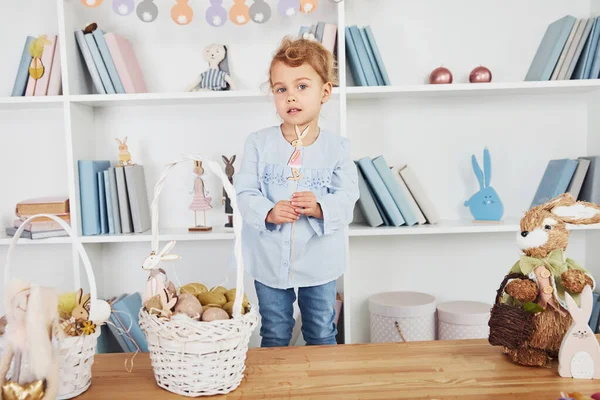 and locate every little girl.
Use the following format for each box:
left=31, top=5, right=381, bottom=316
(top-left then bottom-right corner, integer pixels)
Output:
left=235, top=37, right=359, bottom=347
